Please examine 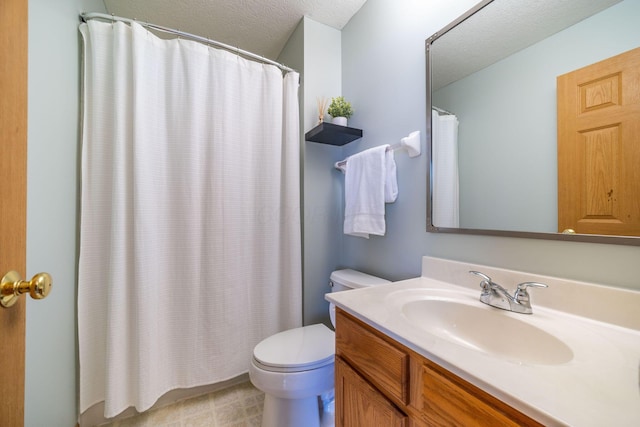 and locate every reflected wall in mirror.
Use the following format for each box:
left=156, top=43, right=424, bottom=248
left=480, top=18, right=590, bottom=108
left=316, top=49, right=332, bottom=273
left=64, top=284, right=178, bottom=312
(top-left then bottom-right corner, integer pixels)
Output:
left=426, top=0, right=640, bottom=245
